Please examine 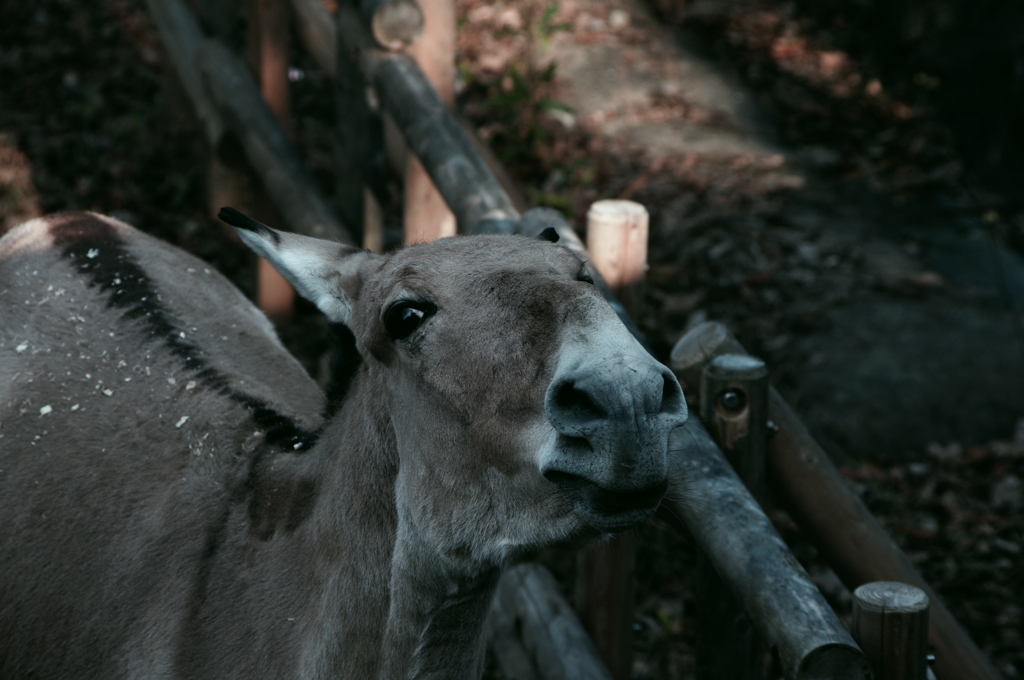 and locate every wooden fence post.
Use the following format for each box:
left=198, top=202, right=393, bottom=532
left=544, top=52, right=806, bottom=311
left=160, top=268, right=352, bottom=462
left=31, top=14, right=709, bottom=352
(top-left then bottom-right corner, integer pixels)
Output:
left=246, top=0, right=296, bottom=321
left=401, top=0, right=457, bottom=244
left=700, top=354, right=768, bottom=503
left=695, top=354, right=768, bottom=680
left=249, top=0, right=291, bottom=127
left=573, top=199, right=649, bottom=680
left=853, top=582, right=931, bottom=680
